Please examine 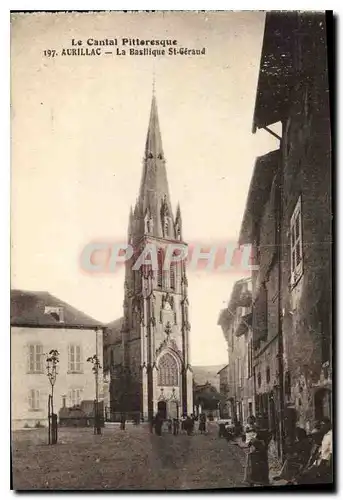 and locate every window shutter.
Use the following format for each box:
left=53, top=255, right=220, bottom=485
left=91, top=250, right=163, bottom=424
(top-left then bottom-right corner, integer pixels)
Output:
left=35, top=390, right=40, bottom=410
left=68, top=345, right=72, bottom=372
left=28, top=389, right=33, bottom=409
left=36, top=344, right=43, bottom=372
left=28, top=345, right=34, bottom=373
left=76, top=345, right=81, bottom=372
